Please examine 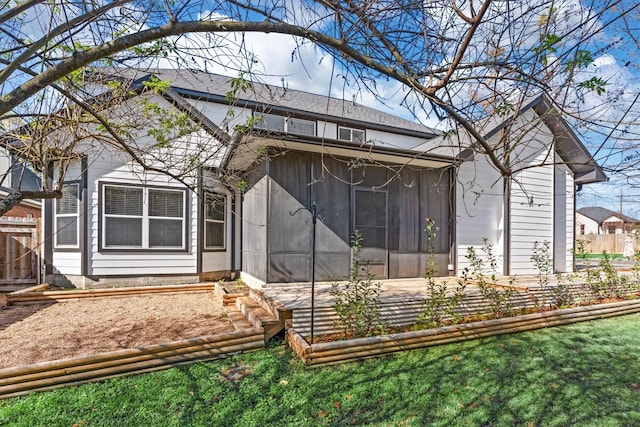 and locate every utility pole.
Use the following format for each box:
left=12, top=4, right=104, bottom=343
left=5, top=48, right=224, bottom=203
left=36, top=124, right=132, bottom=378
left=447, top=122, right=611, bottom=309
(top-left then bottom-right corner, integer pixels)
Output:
left=620, top=188, right=623, bottom=214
